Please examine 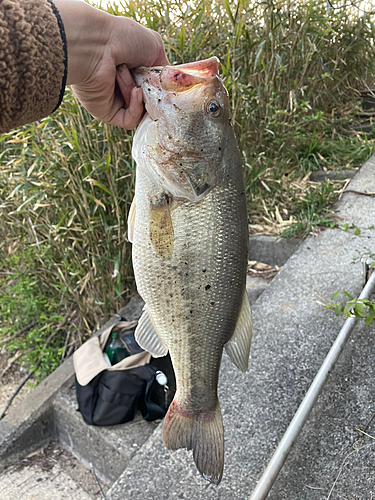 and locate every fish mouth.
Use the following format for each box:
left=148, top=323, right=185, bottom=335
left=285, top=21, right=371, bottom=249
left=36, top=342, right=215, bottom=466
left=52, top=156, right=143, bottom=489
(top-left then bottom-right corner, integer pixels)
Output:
left=132, top=57, right=220, bottom=94
left=132, top=66, right=163, bottom=90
